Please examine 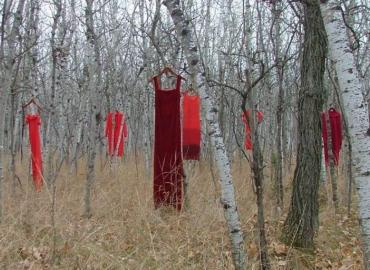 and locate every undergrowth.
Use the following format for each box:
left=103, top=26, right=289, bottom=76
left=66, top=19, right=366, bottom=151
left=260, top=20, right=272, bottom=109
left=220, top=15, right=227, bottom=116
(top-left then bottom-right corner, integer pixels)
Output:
left=0, top=155, right=363, bottom=269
